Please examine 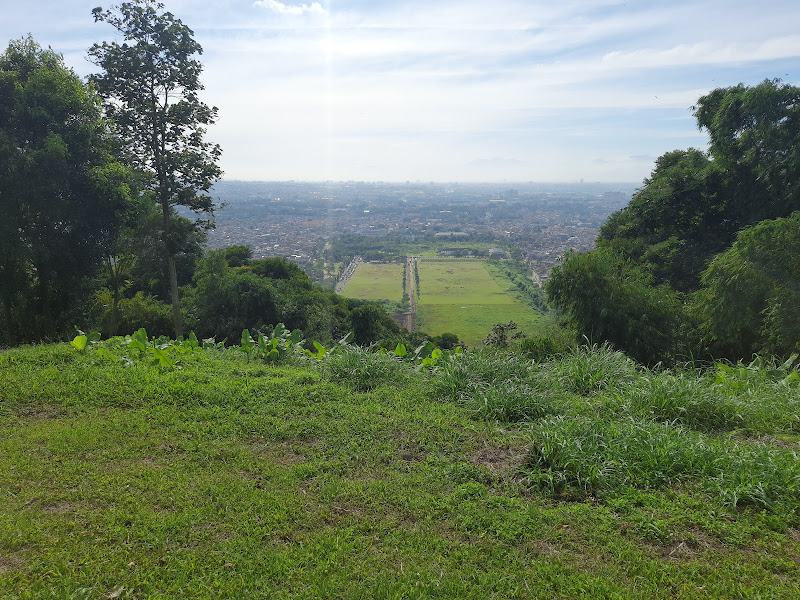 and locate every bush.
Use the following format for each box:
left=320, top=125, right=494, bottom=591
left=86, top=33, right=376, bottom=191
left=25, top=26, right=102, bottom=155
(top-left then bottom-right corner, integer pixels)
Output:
left=518, top=337, right=562, bottom=361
